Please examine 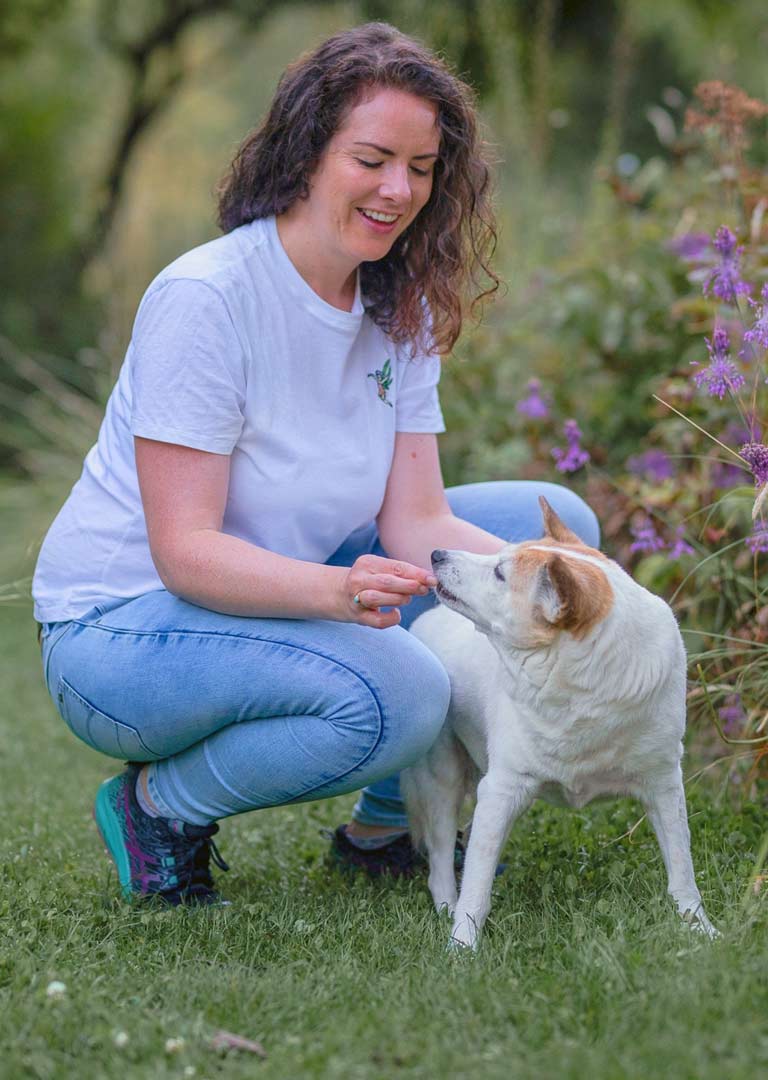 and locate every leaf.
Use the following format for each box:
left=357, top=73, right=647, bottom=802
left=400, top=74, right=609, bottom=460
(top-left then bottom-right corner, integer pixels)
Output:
left=210, top=1030, right=267, bottom=1058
